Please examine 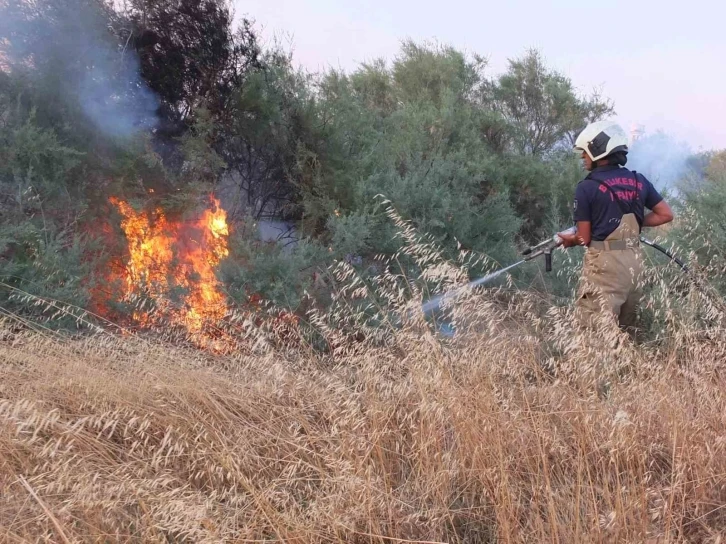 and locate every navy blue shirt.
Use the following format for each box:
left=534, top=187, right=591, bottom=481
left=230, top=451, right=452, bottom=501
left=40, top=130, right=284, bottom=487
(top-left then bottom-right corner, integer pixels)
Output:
left=573, top=166, right=664, bottom=241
